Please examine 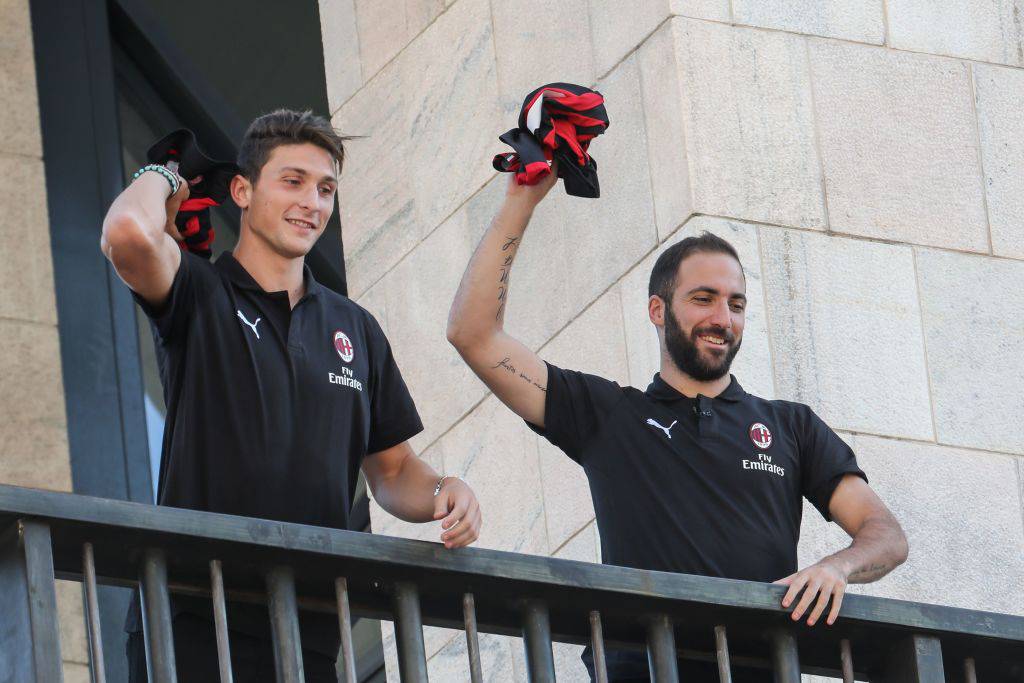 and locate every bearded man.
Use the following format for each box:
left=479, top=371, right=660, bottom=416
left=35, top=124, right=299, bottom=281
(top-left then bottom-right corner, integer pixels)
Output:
left=446, top=166, right=908, bottom=682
